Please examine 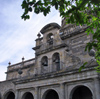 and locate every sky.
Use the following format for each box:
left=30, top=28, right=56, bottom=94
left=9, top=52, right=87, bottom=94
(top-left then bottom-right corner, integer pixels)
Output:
left=0, top=0, right=61, bottom=81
